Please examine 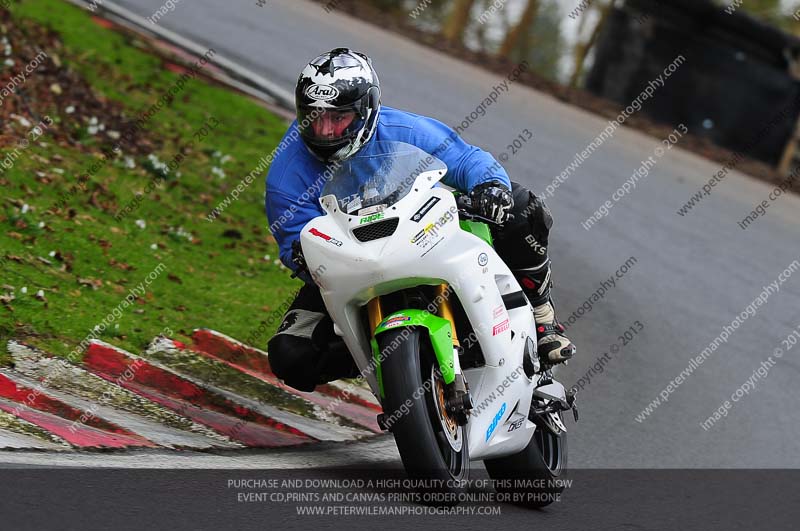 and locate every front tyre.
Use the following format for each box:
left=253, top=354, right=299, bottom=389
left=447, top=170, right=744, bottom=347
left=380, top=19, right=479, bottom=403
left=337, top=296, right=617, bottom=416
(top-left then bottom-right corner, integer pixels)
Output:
left=379, top=327, right=469, bottom=499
